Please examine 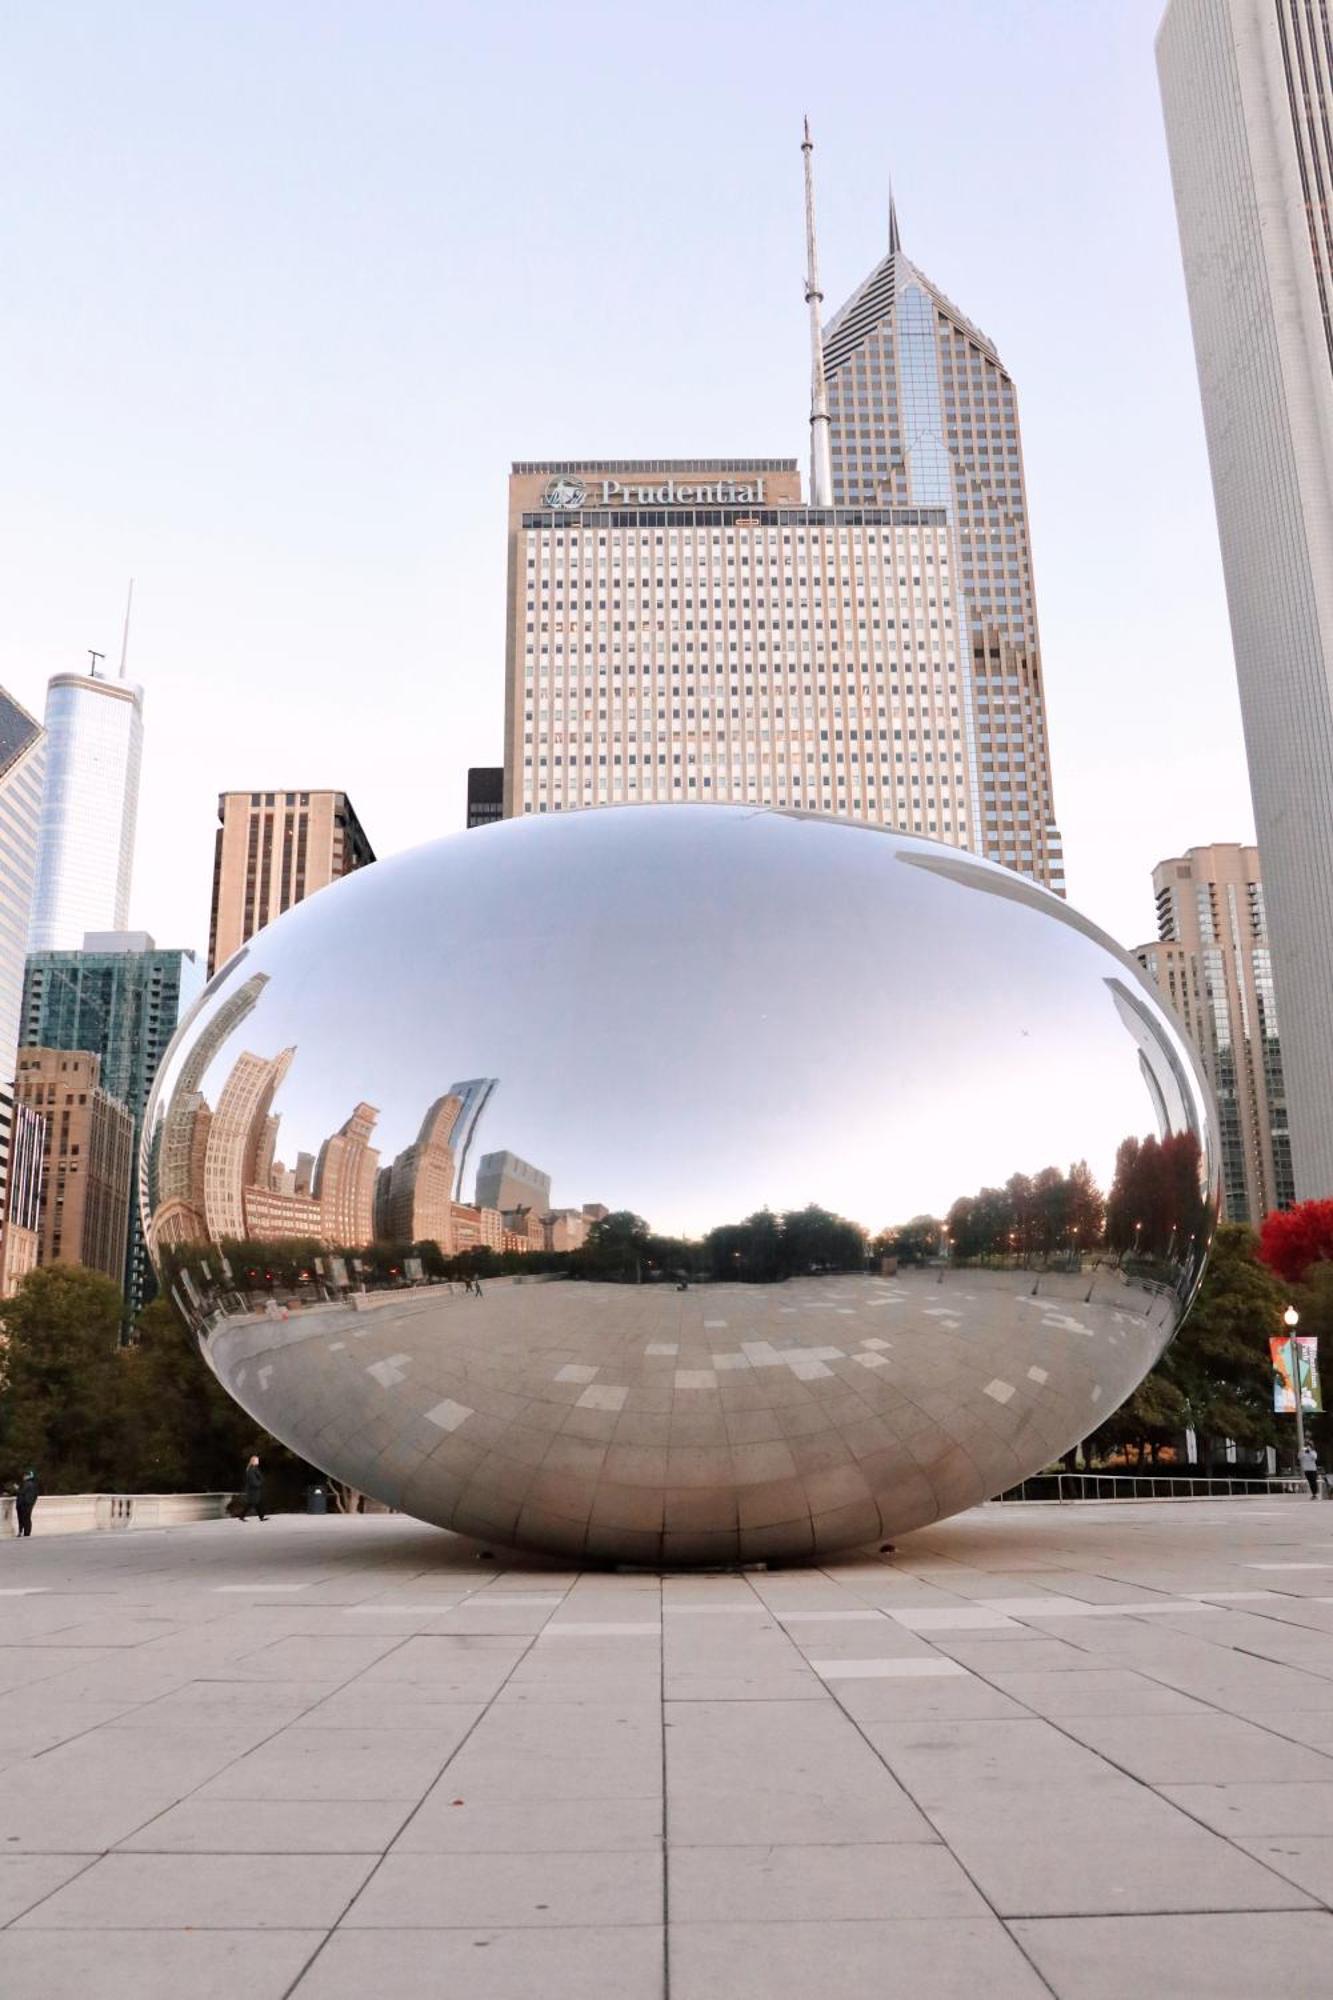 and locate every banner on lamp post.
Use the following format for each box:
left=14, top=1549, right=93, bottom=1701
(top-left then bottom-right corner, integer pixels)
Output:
left=1270, top=1334, right=1322, bottom=1414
